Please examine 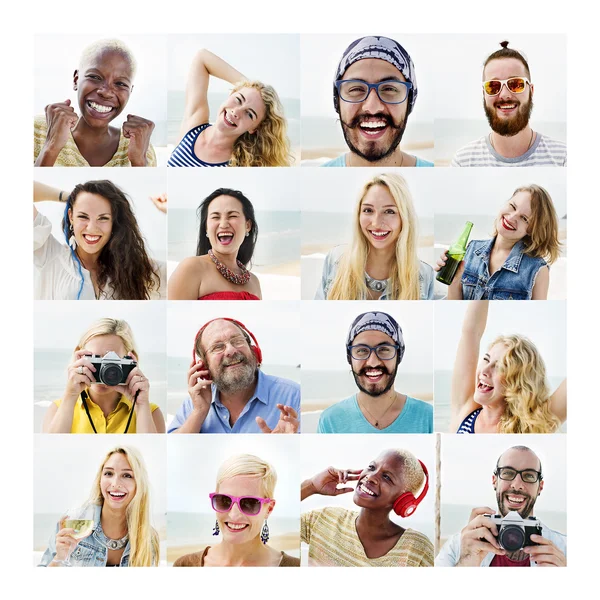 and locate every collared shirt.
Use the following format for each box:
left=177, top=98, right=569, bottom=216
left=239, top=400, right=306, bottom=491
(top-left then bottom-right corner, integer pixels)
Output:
left=53, top=392, right=160, bottom=434
left=320, top=153, right=434, bottom=167
left=167, top=370, right=301, bottom=433
left=435, top=521, right=566, bottom=567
